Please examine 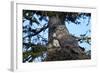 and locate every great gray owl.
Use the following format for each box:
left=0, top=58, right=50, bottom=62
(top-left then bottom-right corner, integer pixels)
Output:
left=55, top=25, right=84, bottom=54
